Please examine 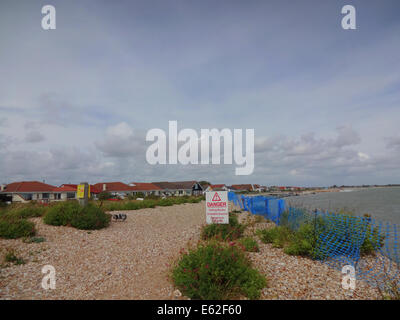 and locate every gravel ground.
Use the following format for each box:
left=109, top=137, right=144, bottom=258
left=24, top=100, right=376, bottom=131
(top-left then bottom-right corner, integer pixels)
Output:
left=0, top=202, right=383, bottom=300
left=0, top=202, right=205, bottom=300
left=237, top=209, right=382, bottom=300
